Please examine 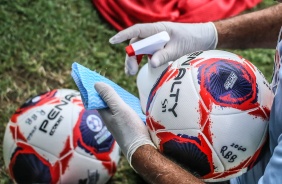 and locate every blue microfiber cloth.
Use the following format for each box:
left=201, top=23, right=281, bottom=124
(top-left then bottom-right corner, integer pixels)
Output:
left=71, top=62, right=146, bottom=122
